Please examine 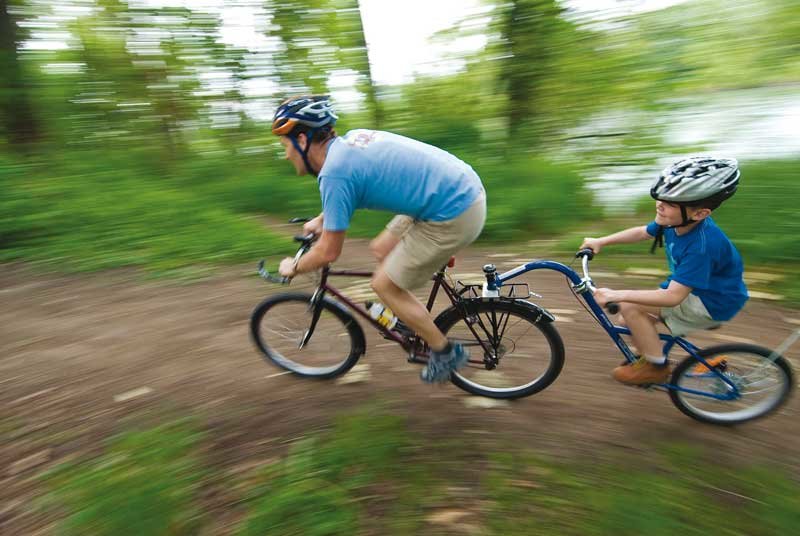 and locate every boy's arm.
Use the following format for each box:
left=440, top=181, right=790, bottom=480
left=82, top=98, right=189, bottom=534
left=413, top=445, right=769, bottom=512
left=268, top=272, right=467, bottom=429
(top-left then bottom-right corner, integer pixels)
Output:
left=595, top=280, right=692, bottom=308
left=581, top=225, right=651, bottom=254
